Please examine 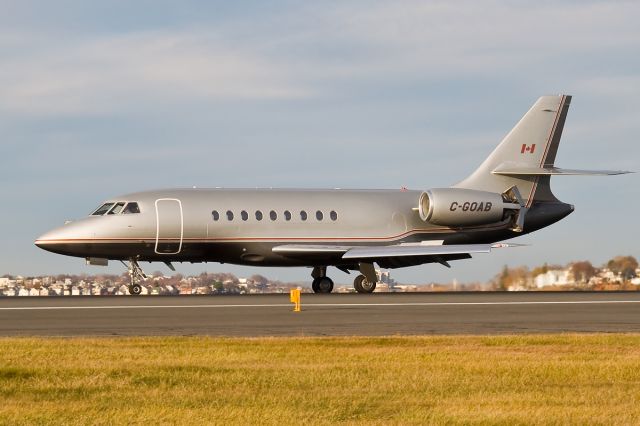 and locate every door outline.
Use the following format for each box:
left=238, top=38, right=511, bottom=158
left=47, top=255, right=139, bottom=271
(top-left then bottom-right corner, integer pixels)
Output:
left=155, top=198, right=184, bottom=255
